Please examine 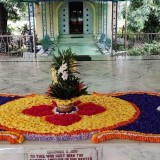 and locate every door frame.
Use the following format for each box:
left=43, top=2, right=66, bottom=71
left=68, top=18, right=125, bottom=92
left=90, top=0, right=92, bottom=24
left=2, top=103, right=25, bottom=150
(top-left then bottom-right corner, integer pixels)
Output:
left=58, top=1, right=95, bottom=35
